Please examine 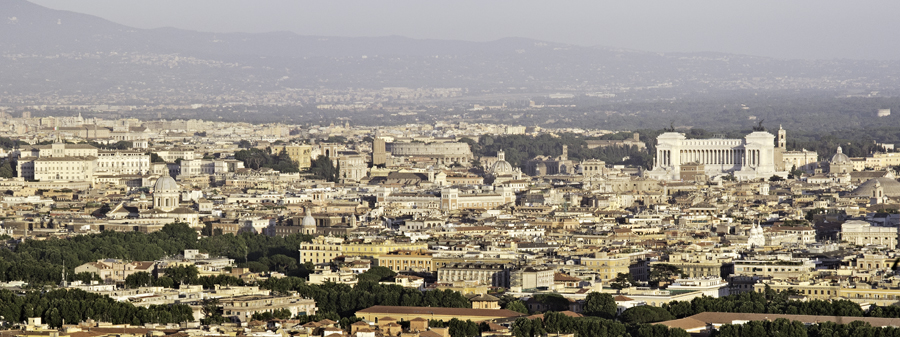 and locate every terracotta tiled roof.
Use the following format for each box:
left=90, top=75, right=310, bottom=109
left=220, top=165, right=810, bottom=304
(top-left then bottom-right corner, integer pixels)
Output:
left=657, top=317, right=707, bottom=330
left=554, top=273, right=581, bottom=282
